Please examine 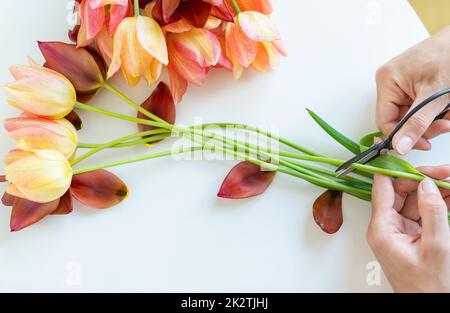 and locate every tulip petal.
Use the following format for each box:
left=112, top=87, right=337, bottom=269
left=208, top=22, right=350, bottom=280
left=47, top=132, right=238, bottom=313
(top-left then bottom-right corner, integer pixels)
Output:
left=138, top=82, right=176, bottom=134
left=238, top=11, right=279, bottom=42
left=167, top=36, right=207, bottom=85
left=167, top=64, right=188, bottom=104
left=96, top=26, right=114, bottom=66
left=10, top=197, right=60, bottom=232
left=0, top=175, right=6, bottom=183
left=178, top=0, right=211, bottom=28
left=233, top=0, right=273, bottom=15
left=225, top=22, right=257, bottom=67
left=80, top=0, right=105, bottom=42
left=108, top=1, right=130, bottom=34
left=136, top=16, right=169, bottom=65
left=39, top=41, right=105, bottom=93
left=51, top=191, right=73, bottom=215
left=162, top=0, right=180, bottom=22
left=71, top=169, right=128, bottom=209
left=252, top=42, right=279, bottom=72
left=211, top=3, right=234, bottom=22
left=218, top=161, right=276, bottom=199
left=313, top=190, right=344, bottom=234
left=170, top=29, right=221, bottom=67
left=164, top=18, right=195, bottom=33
